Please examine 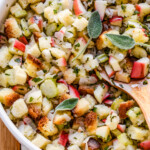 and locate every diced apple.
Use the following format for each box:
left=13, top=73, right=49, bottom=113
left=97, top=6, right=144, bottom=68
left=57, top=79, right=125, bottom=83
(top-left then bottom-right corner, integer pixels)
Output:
left=136, top=3, right=150, bottom=20
left=94, top=84, right=108, bottom=103
left=131, top=57, right=149, bottom=79
left=56, top=57, right=67, bottom=67
left=19, top=36, right=28, bottom=45
left=104, top=64, right=115, bottom=78
left=58, top=131, right=69, bottom=147
left=73, top=0, right=86, bottom=16
left=117, top=124, right=126, bottom=133
left=103, top=99, right=113, bottom=105
left=140, top=140, right=150, bottom=150
left=14, top=40, right=26, bottom=52
left=94, top=0, right=107, bottom=20
left=103, top=93, right=110, bottom=100
left=69, top=85, right=80, bottom=99
left=114, top=71, right=130, bottom=83
left=57, top=79, right=68, bottom=87
left=51, top=37, right=55, bottom=47
left=109, top=56, right=121, bottom=71
left=54, top=27, right=66, bottom=41
left=109, top=16, right=123, bottom=27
